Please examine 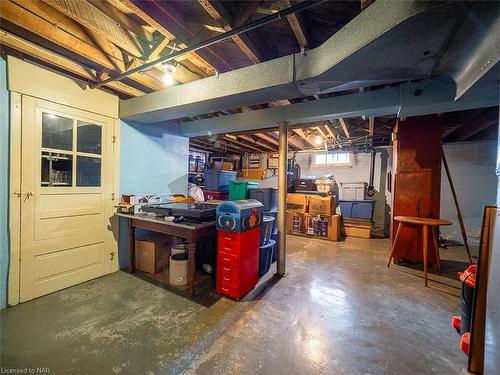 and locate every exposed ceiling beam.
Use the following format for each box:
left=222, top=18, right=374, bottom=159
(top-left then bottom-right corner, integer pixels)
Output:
left=2, top=0, right=162, bottom=91
left=41, top=0, right=144, bottom=57
left=360, top=0, right=373, bottom=12
left=0, top=29, right=144, bottom=97
left=237, top=134, right=277, bottom=151
left=232, top=1, right=264, bottom=28
left=338, top=118, right=351, bottom=138
left=293, top=129, right=316, bottom=148
left=118, top=0, right=216, bottom=76
left=255, top=132, right=279, bottom=147
left=221, top=136, right=266, bottom=153
left=452, top=118, right=498, bottom=142
left=280, top=0, right=308, bottom=48
left=196, top=0, right=263, bottom=63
